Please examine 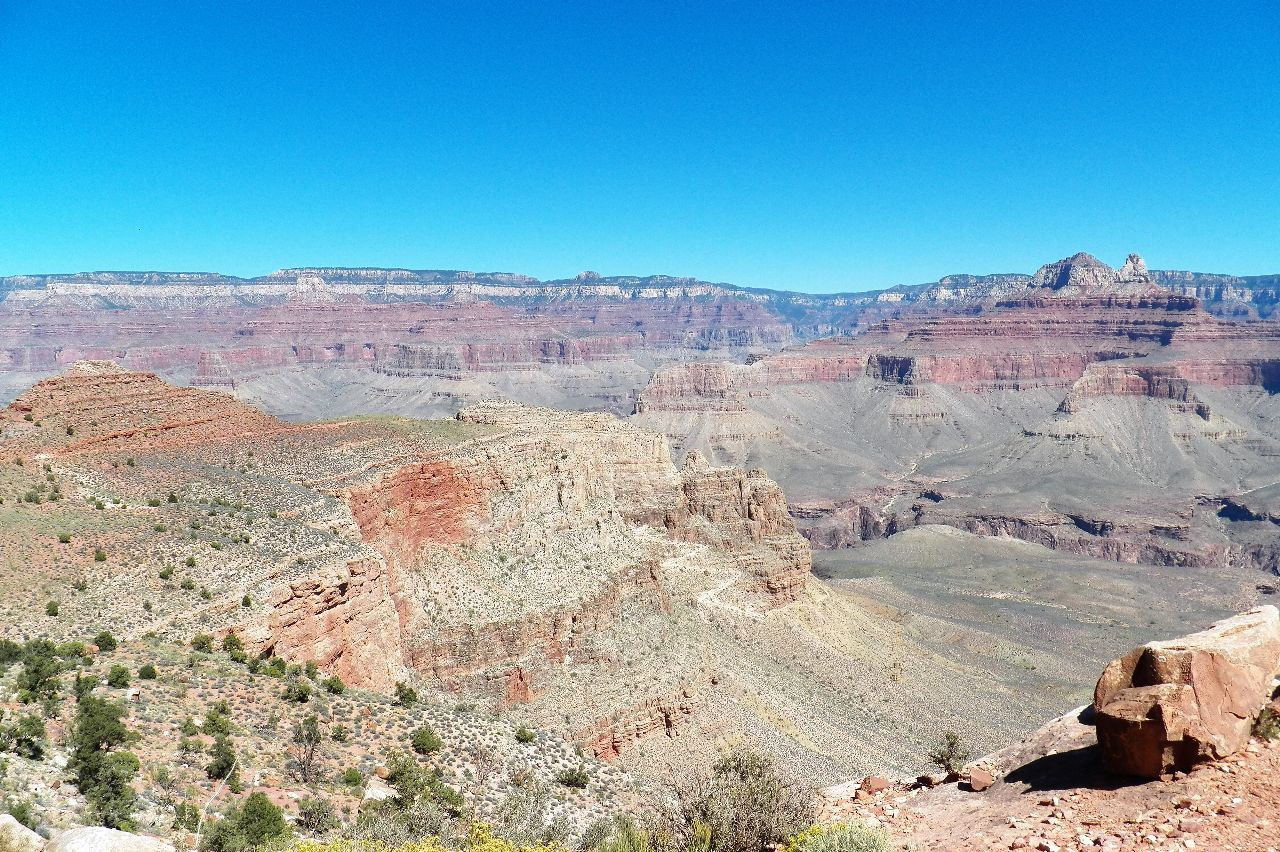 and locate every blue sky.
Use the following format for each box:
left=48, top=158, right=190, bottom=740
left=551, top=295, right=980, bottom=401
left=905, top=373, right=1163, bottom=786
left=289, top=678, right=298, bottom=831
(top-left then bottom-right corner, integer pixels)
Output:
left=1, top=2, right=1277, bottom=292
